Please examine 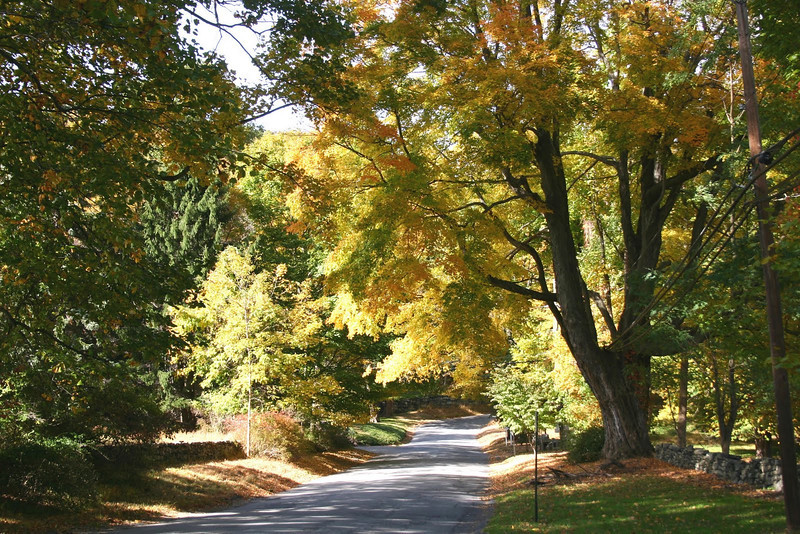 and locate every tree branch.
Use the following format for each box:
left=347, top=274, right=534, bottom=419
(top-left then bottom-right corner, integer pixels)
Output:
left=155, top=166, right=191, bottom=182
left=562, top=150, right=619, bottom=168
left=663, top=155, right=721, bottom=190
left=589, top=290, right=618, bottom=338
left=487, top=275, right=557, bottom=301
